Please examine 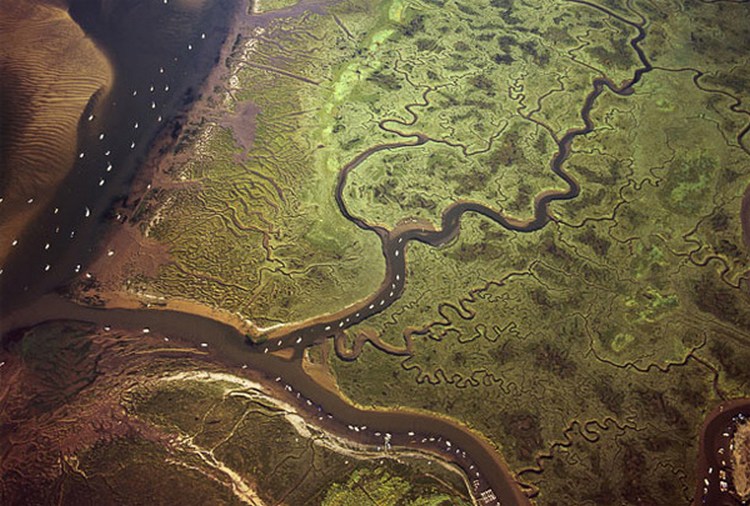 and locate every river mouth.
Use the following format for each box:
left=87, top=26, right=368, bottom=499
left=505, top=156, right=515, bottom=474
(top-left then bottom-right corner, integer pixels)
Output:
left=0, top=0, right=237, bottom=311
